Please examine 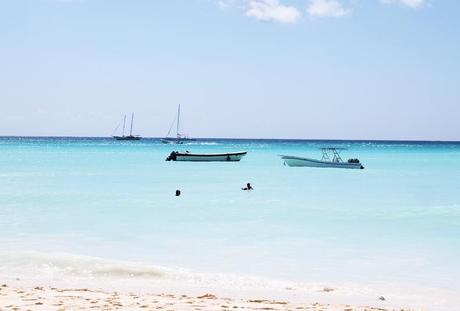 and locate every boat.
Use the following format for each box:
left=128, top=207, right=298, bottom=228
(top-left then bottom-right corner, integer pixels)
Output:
left=113, top=113, right=142, bottom=141
left=166, top=151, right=247, bottom=162
left=161, top=105, right=194, bottom=144
left=281, top=148, right=364, bottom=169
